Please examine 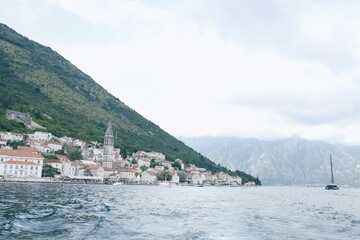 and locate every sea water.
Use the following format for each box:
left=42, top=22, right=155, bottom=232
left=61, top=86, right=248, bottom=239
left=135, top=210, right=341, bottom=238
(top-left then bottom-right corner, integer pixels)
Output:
left=0, top=183, right=359, bottom=239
